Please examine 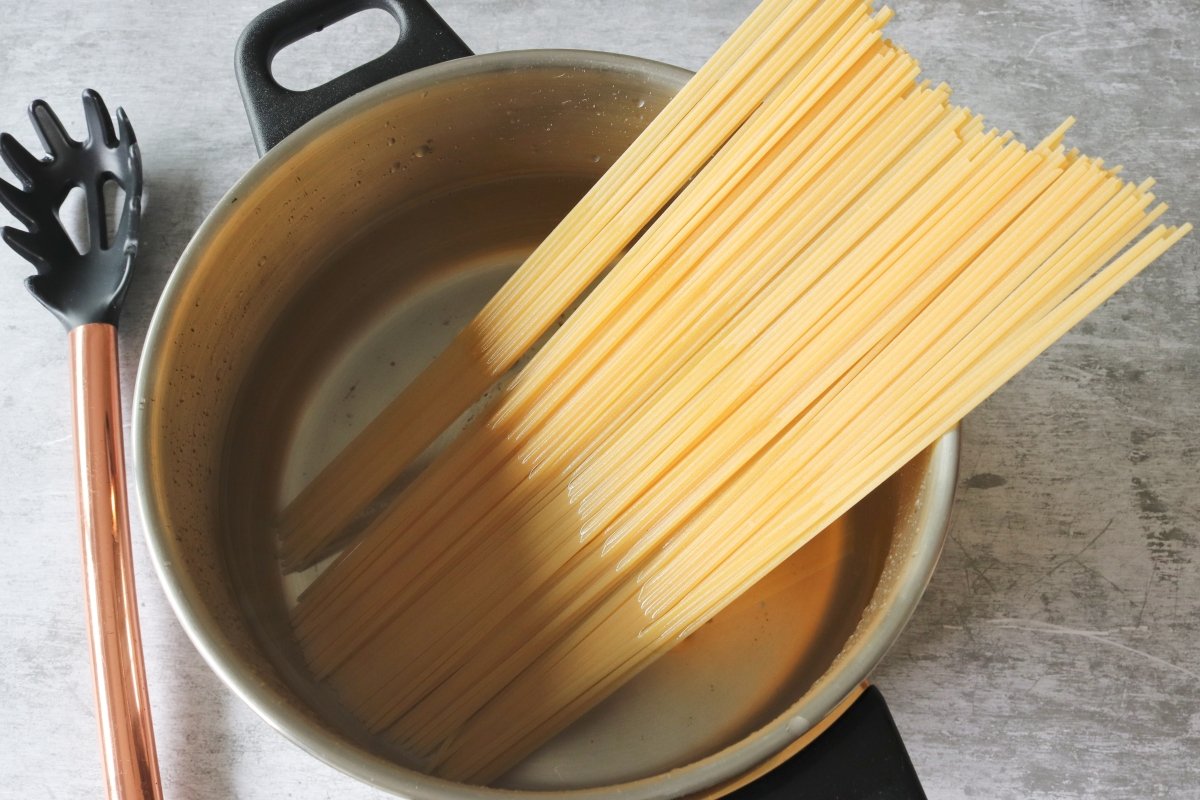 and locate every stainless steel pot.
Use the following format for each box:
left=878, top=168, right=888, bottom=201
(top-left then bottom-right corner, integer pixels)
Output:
left=133, top=0, right=960, bottom=797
